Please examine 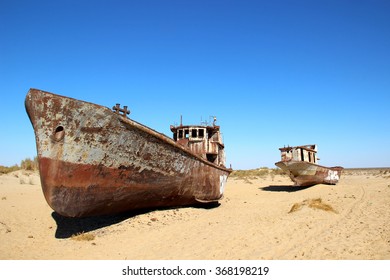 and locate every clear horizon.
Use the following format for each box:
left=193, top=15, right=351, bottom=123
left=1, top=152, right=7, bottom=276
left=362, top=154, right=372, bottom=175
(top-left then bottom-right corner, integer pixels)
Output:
left=1, top=0, right=389, bottom=169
